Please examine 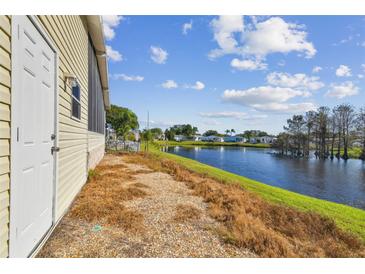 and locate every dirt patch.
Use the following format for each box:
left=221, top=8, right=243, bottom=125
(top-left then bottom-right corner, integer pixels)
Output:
left=128, top=169, right=155, bottom=175
left=174, top=204, right=202, bottom=222
left=68, top=160, right=147, bottom=231
left=38, top=153, right=253, bottom=258
left=123, top=152, right=365, bottom=258
left=130, top=182, right=150, bottom=189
